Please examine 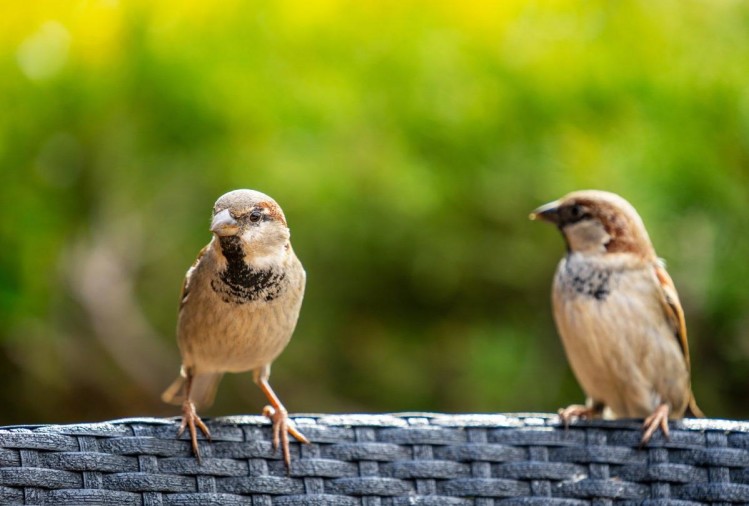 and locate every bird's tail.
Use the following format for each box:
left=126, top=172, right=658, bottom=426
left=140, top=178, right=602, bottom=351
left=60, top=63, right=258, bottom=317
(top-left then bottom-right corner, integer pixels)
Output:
left=685, top=393, right=704, bottom=418
left=161, top=372, right=224, bottom=409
